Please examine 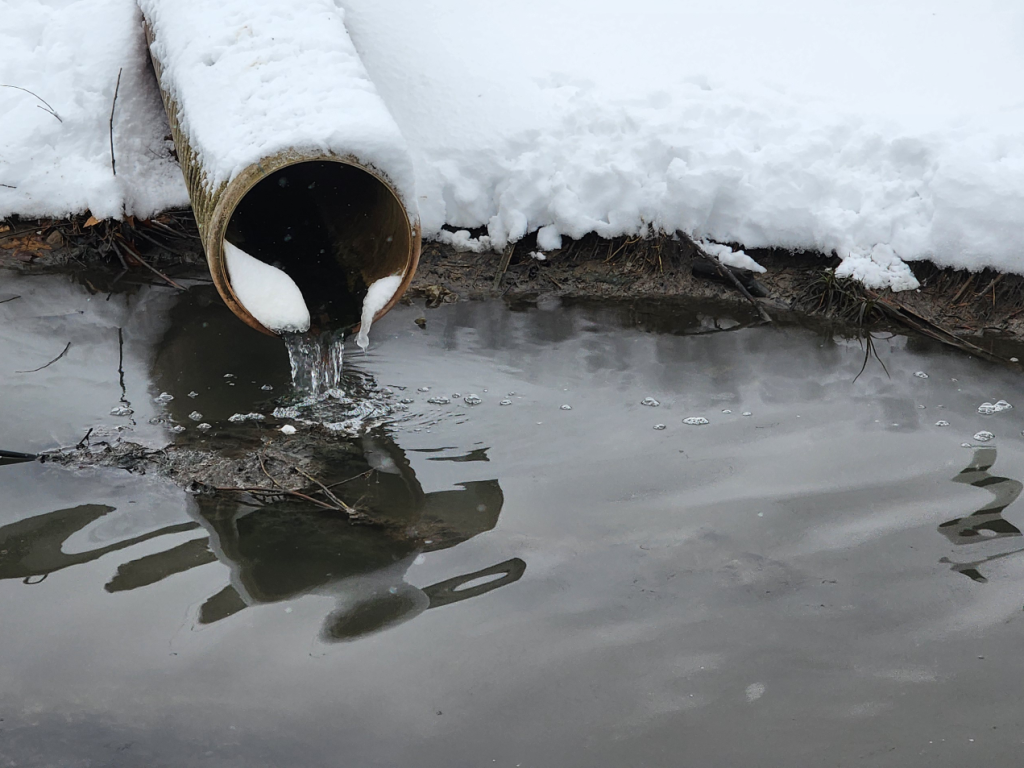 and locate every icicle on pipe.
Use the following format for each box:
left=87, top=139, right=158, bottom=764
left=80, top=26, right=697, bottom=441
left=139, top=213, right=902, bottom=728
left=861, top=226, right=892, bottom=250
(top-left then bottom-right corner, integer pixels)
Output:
left=139, top=0, right=421, bottom=336
left=356, top=274, right=404, bottom=350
